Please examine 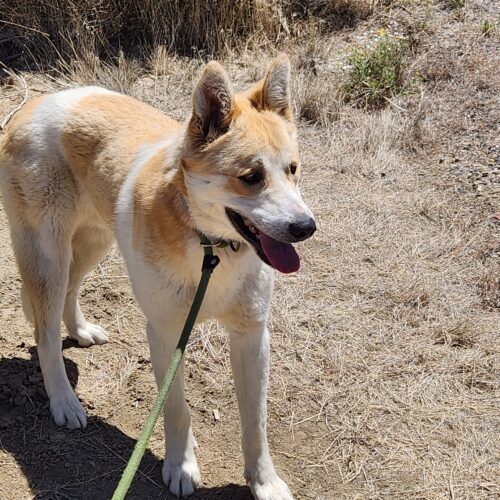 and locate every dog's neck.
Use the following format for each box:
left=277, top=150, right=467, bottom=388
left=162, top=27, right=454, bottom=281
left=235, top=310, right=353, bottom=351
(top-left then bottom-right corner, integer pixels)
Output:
left=167, top=140, right=241, bottom=252
left=177, top=191, right=239, bottom=250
